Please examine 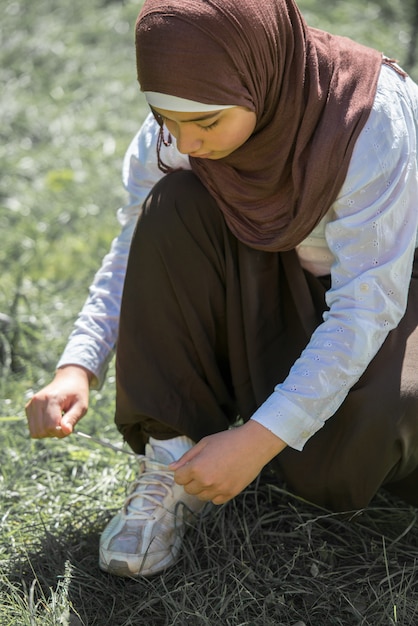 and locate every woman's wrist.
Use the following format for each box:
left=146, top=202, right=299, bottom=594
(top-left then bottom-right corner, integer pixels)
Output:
left=244, top=419, right=287, bottom=461
left=55, top=364, right=95, bottom=385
